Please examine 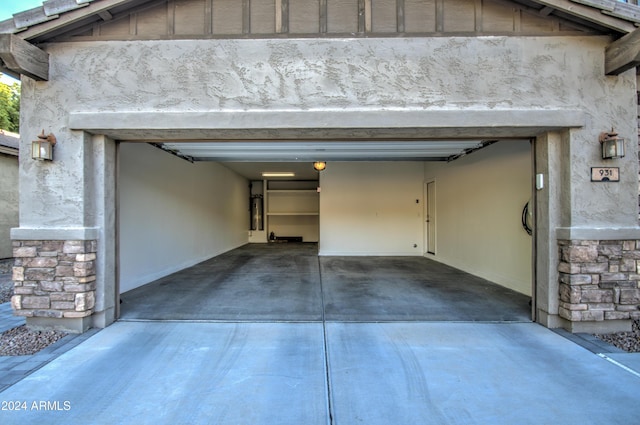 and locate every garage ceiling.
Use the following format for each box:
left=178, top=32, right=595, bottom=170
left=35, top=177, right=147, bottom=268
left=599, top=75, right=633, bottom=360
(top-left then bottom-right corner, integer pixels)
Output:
left=155, top=140, right=495, bottom=180
left=221, top=162, right=322, bottom=180
left=154, top=139, right=507, bottom=180
left=161, top=140, right=489, bottom=162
